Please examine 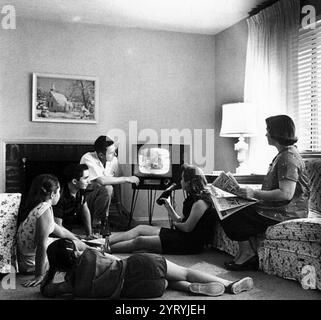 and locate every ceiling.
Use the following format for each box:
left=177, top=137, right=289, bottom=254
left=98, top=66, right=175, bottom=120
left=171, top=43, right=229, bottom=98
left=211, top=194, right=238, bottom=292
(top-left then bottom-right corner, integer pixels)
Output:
left=9, top=0, right=268, bottom=35
left=9, top=0, right=266, bottom=34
